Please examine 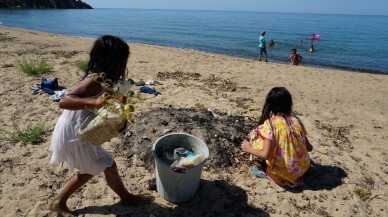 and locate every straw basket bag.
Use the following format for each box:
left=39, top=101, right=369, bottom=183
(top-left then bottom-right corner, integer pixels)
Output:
left=78, top=102, right=126, bottom=145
